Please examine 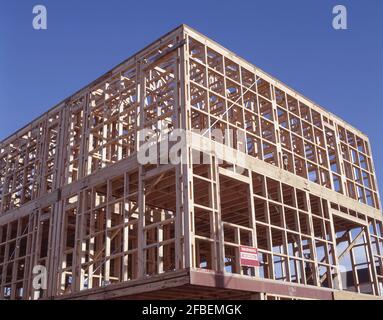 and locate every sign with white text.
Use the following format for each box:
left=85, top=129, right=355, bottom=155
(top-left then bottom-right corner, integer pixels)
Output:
left=240, top=246, right=259, bottom=267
